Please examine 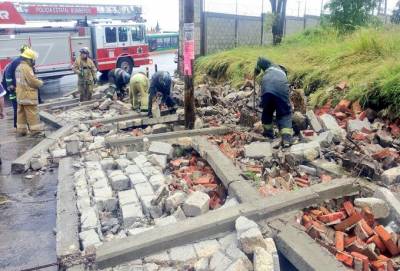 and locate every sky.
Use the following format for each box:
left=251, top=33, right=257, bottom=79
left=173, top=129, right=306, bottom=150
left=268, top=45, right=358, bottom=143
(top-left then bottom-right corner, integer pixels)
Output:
left=10, top=0, right=400, bottom=31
